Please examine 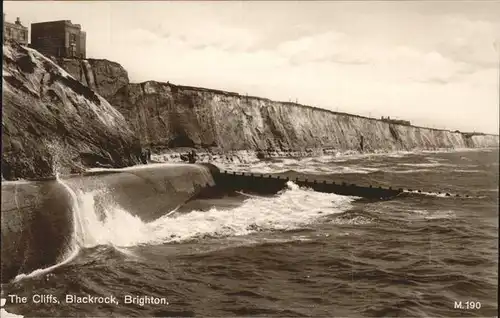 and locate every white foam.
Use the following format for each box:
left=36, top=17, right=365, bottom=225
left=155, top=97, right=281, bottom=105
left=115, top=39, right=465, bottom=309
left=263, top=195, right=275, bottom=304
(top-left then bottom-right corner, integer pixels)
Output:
left=1, top=298, right=24, bottom=318
left=398, top=163, right=455, bottom=168
left=217, top=157, right=380, bottom=175
left=14, top=174, right=356, bottom=263
left=86, top=162, right=198, bottom=173
left=404, top=190, right=448, bottom=197
left=143, top=182, right=356, bottom=243
left=50, top=181, right=356, bottom=248
left=0, top=309, right=24, bottom=318
left=329, top=215, right=373, bottom=225
left=424, top=210, right=456, bottom=220
left=13, top=248, right=79, bottom=283
left=389, top=169, right=433, bottom=174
